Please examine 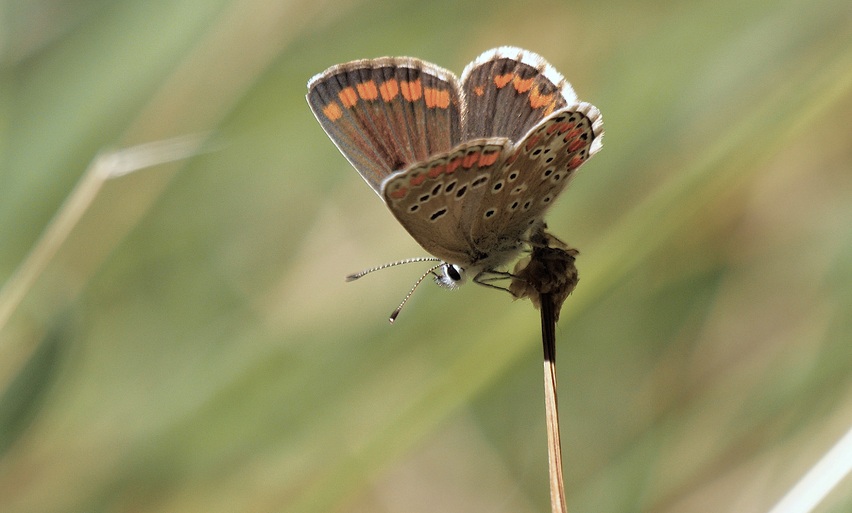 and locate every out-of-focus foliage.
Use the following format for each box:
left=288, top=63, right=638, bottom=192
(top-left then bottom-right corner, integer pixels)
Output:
left=1, top=0, right=850, bottom=512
